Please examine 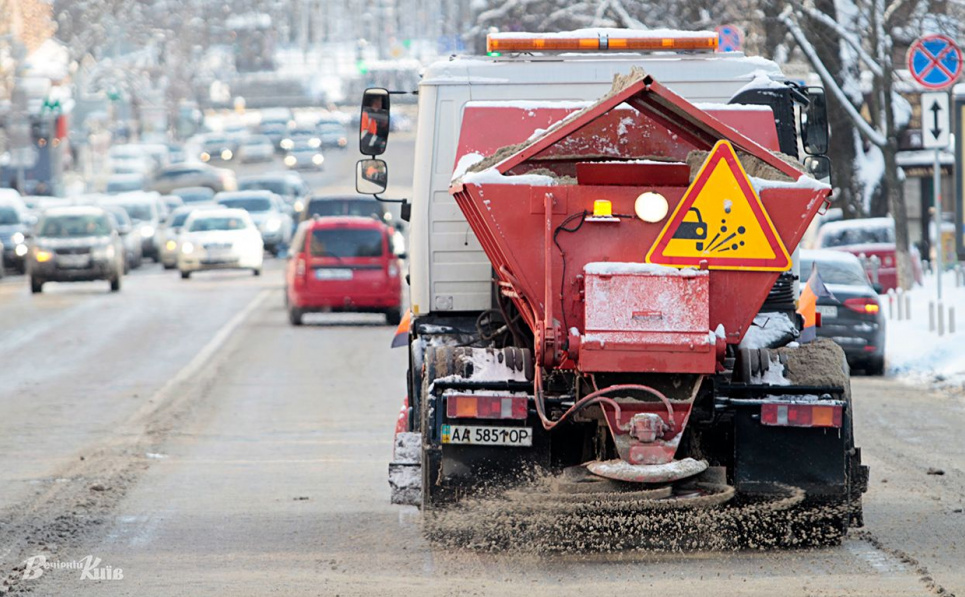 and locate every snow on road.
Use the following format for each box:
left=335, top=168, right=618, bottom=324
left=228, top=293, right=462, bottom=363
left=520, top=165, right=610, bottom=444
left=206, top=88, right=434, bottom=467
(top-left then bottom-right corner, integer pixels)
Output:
left=886, top=268, right=965, bottom=392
